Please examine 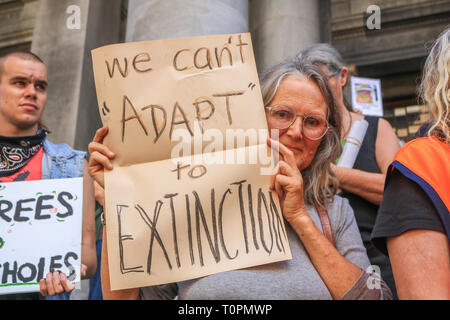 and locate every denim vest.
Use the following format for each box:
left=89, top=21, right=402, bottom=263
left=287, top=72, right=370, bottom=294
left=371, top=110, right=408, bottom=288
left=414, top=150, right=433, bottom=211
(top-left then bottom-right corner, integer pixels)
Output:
left=42, top=139, right=86, bottom=179
left=42, top=139, right=86, bottom=300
